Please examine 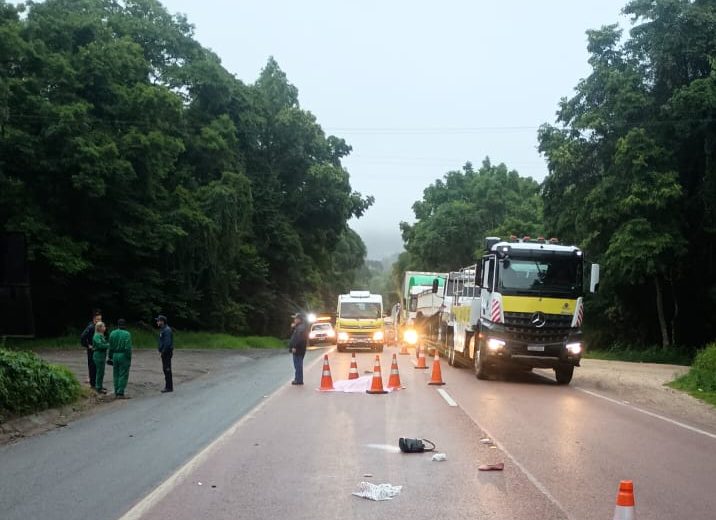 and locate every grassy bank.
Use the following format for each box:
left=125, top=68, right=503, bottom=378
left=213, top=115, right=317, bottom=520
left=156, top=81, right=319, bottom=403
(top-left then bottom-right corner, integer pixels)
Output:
left=5, top=327, right=285, bottom=351
left=585, top=345, right=692, bottom=365
left=668, top=345, right=716, bottom=407
left=0, top=348, right=82, bottom=421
